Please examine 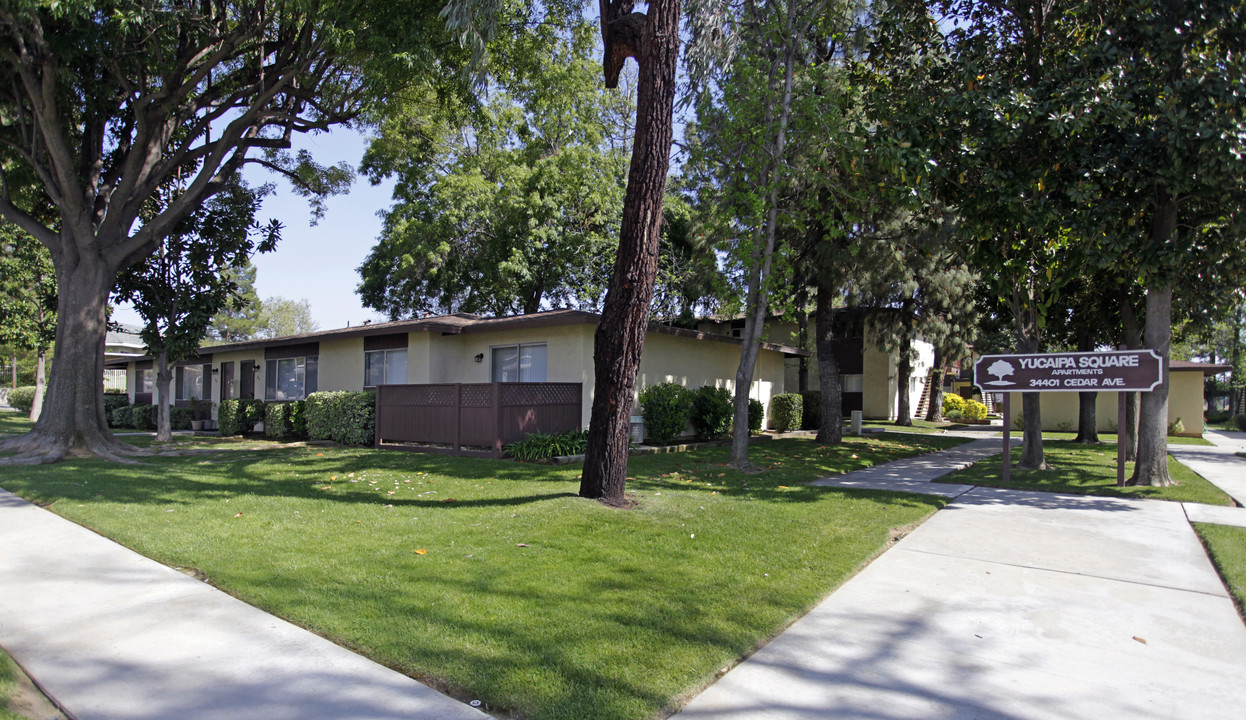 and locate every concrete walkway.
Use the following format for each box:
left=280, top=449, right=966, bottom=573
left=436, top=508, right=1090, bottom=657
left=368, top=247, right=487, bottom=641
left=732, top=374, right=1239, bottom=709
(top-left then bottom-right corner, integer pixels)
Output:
left=675, top=440, right=1246, bottom=720
left=1169, top=430, right=1246, bottom=507
left=0, top=488, right=488, bottom=720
